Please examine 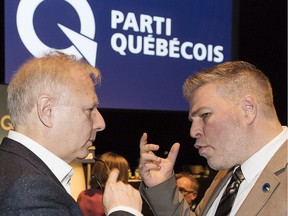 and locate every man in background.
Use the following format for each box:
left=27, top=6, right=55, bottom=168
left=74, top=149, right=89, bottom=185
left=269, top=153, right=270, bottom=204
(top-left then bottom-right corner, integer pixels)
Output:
left=176, top=172, right=199, bottom=212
